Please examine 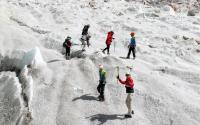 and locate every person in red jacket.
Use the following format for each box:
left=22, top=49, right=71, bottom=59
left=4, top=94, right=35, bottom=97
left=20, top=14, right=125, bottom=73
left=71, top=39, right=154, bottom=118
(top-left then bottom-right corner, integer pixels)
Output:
left=102, top=31, right=114, bottom=55
left=117, top=72, right=134, bottom=118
